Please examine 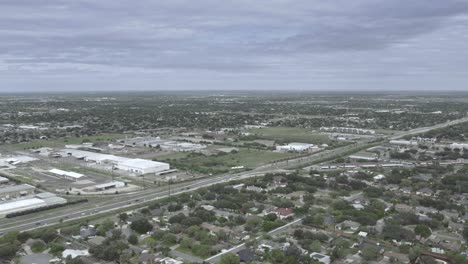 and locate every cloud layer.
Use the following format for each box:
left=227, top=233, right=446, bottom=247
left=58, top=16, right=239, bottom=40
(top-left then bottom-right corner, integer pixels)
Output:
left=1, top=0, right=468, bottom=91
